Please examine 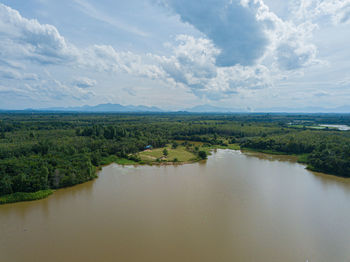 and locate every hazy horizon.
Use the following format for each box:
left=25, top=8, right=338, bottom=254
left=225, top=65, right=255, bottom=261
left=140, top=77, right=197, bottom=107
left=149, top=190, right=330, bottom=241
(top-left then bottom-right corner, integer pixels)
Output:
left=3, top=102, right=350, bottom=113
